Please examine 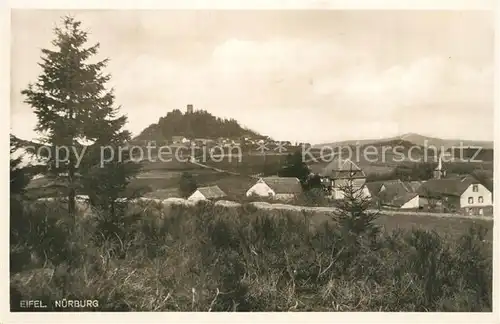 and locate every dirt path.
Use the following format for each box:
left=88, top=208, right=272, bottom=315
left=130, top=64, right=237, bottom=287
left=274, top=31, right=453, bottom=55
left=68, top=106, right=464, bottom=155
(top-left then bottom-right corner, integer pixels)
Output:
left=248, top=201, right=493, bottom=221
